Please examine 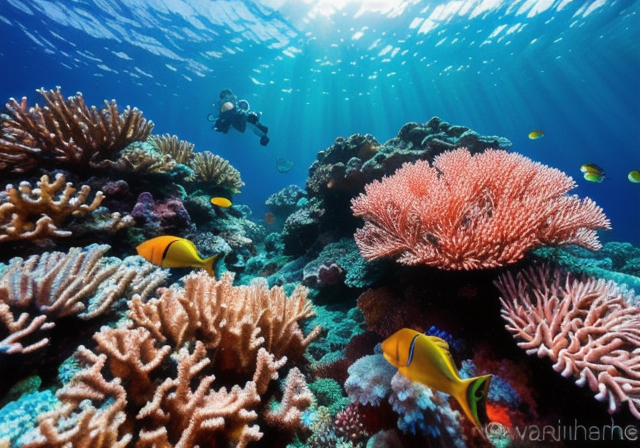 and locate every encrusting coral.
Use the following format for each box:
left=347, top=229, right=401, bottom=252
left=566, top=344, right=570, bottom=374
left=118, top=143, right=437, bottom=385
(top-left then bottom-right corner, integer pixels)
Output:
left=0, top=244, right=169, bottom=354
left=26, top=270, right=319, bottom=447
left=0, top=173, right=104, bottom=242
left=0, top=87, right=153, bottom=174
left=351, top=148, right=611, bottom=270
left=496, top=264, right=640, bottom=419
